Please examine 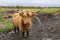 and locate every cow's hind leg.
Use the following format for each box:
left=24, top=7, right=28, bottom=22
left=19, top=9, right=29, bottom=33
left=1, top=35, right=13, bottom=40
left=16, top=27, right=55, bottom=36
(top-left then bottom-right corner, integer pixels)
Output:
left=14, top=27, right=16, bottom=33
left=17, top=27, right=19, bottom=33
left=22, top=31, right=25, bottom=38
